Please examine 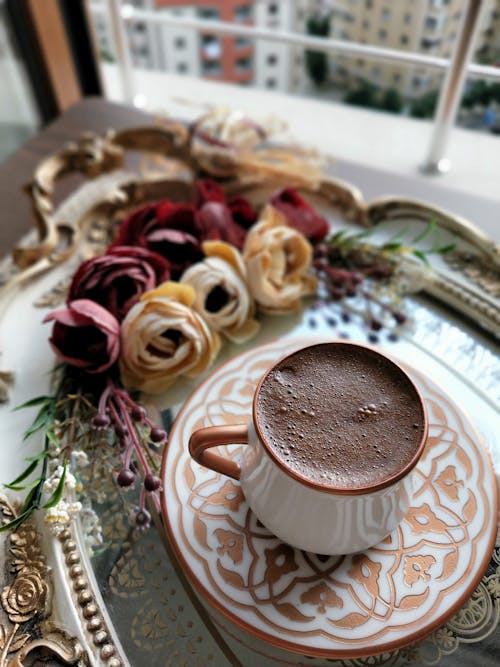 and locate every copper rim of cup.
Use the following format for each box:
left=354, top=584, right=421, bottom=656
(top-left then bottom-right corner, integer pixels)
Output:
left=252, top=341, right=429, bottom=496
